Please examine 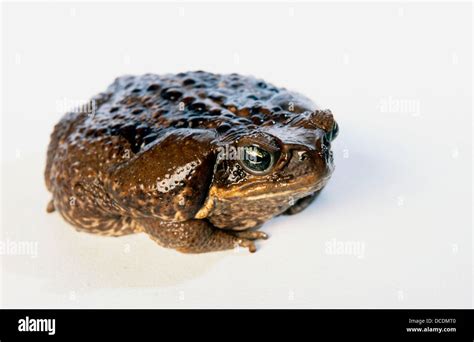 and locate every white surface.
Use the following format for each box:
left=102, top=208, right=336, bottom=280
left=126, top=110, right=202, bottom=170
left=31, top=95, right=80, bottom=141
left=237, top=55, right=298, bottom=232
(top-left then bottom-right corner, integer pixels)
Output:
left=0, top=1, right=472, bottom=308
